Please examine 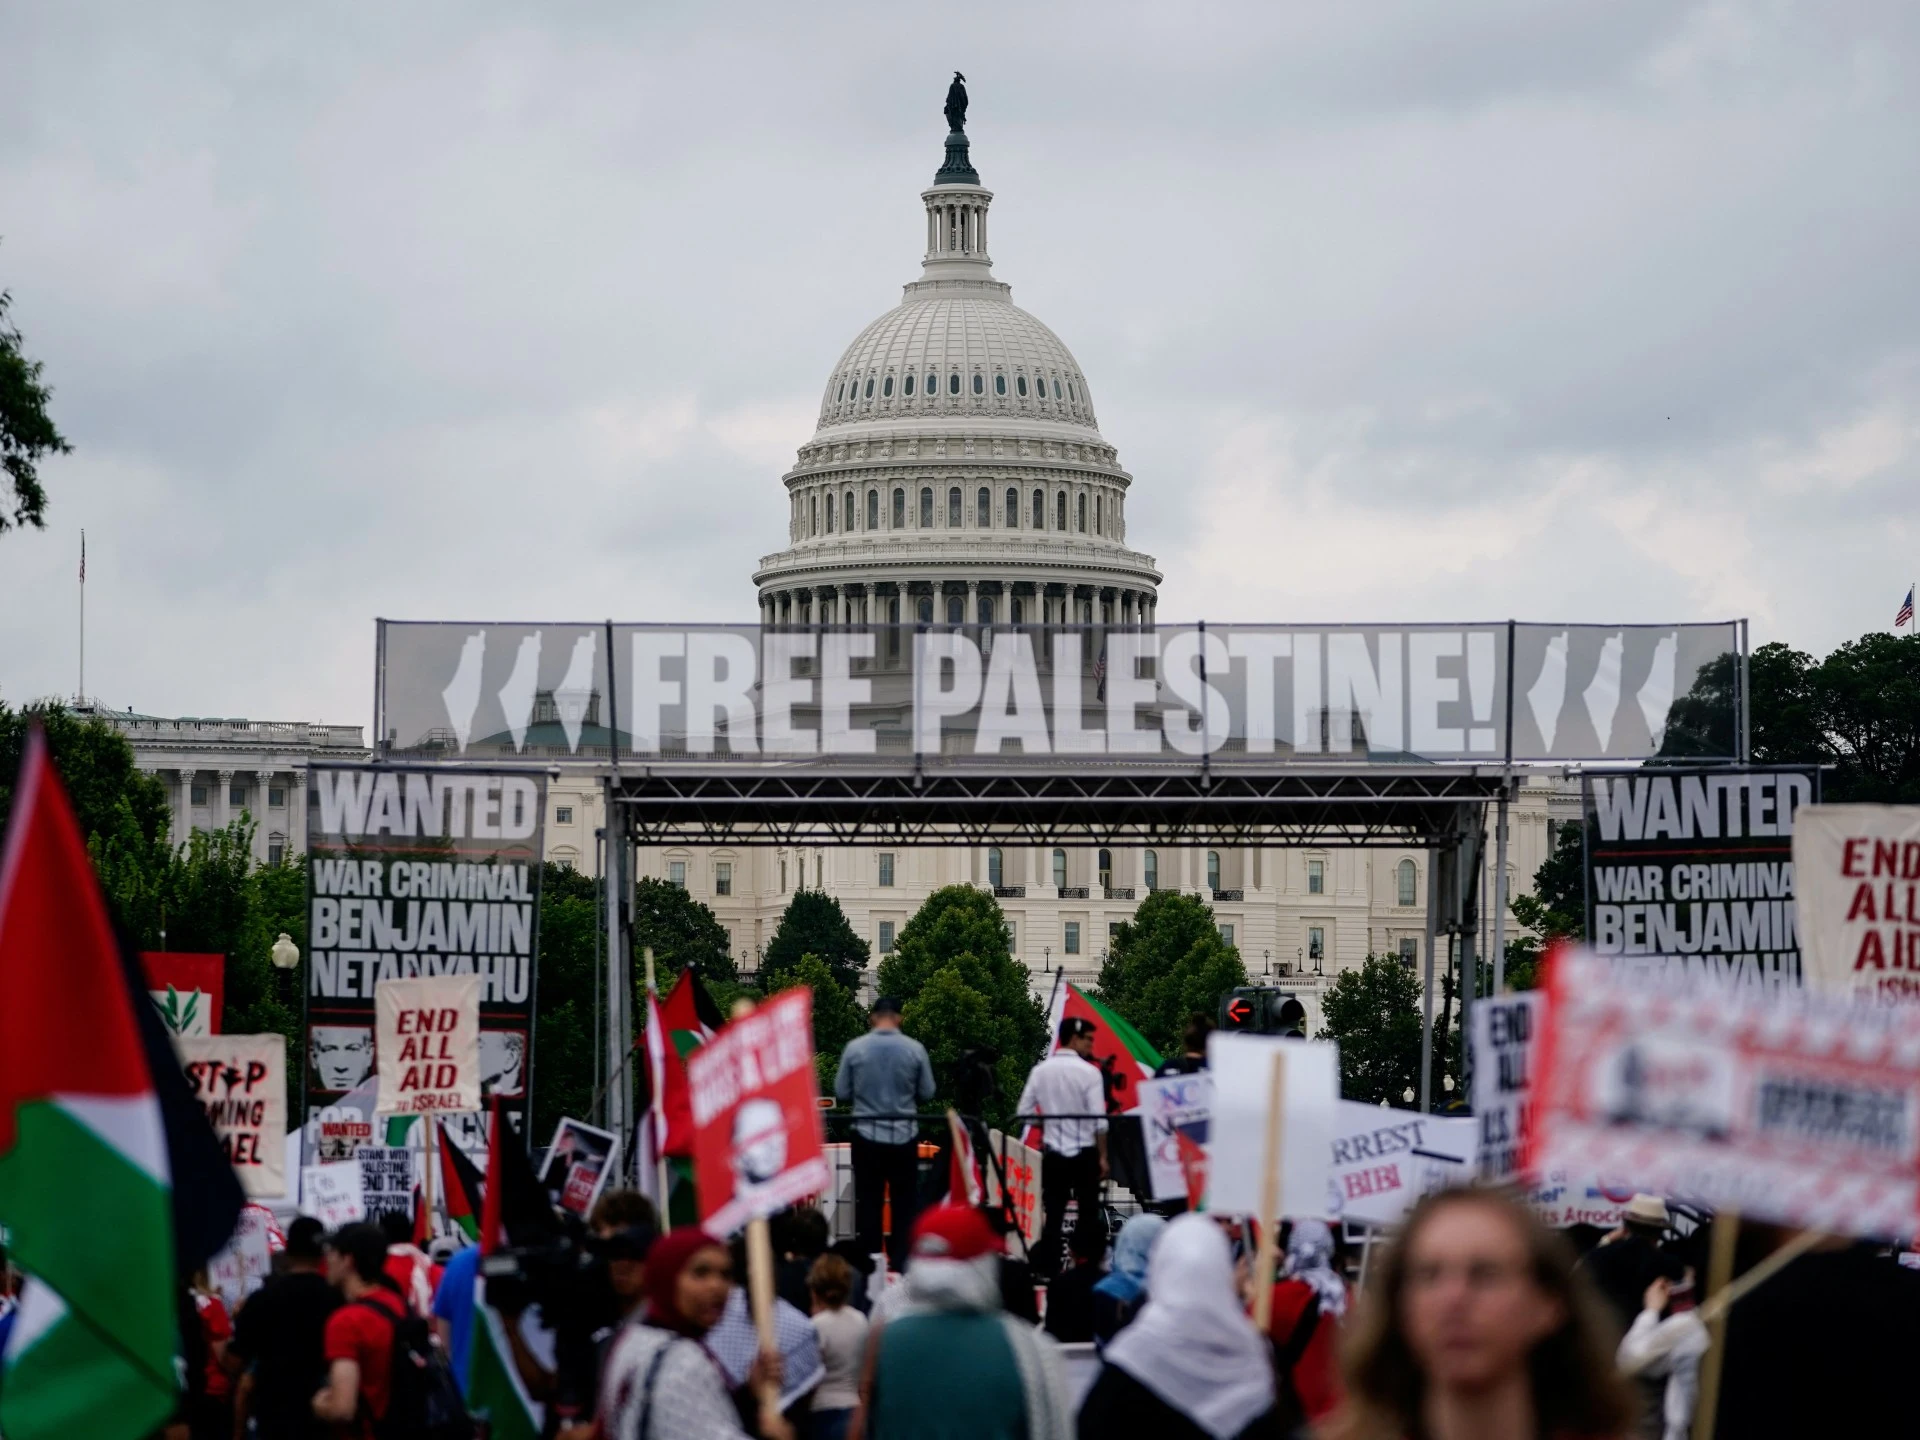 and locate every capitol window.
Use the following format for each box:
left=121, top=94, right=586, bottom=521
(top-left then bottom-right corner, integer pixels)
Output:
left=836, top=382, right=844, bottom=402
left=1069, top=380, right=1078, bottom=402
left=1055, top=492, right=1067, bottom=530
left=878, top=852, right=895, bottom=887
left=1308, top=858, right=1324, bottom=894
left=893, top=488, right=905, bottom=527
left=904, top=373, right=915, bottom=396
left=977, top=487, right=991, bottom=526
left=1098, top=849, right=1113, bottom=889
left=1052, top=849, right=1067, bottom=889
left=920, top=488, right=933, bottom=527
left=1095, top=495, right=1102, bottom=534
left=948, top=372, right=960, bottom=395
left=1006, top=488, right=1019, bottom=526
left=972, top=373, right=984, bottom=395
left=1031, top=489, right=1044, bottom=528
left=1065, top=922, right=1081, bottom=955
left=948, top=487, right=961, bottom=526
left=1054, top=378, right=1063, bottom=398
left=1010, top=596, right=1024, bottom=623
left=1397, top=858, right=1417, bottom=907
left=860, top=376, right=871, bottom=399
left=980, top=594, right=995, bottom=625
left=995, top=374, right=1006, bottom=396
left=810, top=494, right=818, bottom=534
left=1077, top=494, right=1087, bottom=531
left=825, top=493, right=834, bottom=532
left=1144, top=850, right=1158, bottom=890
left=882, top=375, right=893, bottom=398
left=947, top=595, right=963, bottom=624
left=1016, top=374, right=1028, bottom=397
left=868, top=490, right=879, bottom=529
left=988, top=847, right=1003, bottom=887
left=845, top=490, right=855, bottom=528
left=918, top=594, right=933, bottom=623
left=1207, top=851, right=1221, bottom=892
left=926, top=372, right=936, bottom=395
